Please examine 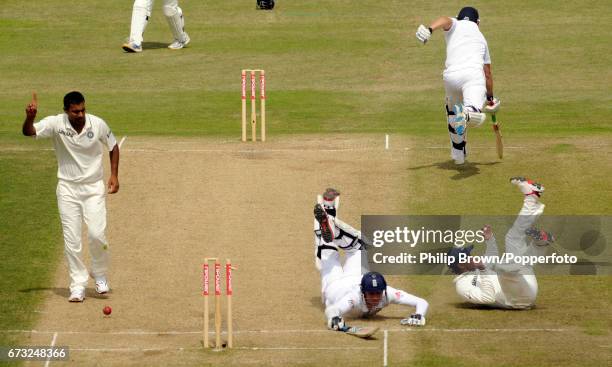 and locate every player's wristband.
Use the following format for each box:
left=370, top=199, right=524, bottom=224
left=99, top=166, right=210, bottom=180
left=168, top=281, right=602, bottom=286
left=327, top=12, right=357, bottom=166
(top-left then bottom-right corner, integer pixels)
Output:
left=428, top=27, right=433, bottom=34
left=486, top=94, right=494, bottom=102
